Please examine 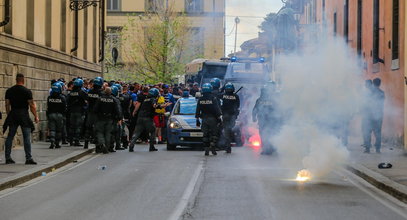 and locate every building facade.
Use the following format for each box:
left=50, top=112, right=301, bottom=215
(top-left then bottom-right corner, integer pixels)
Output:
left=0, top=0, right=105, bottom=150
left=291, top=0, right=406, bottom=148
left=106, top=0, right=225, bottom=63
